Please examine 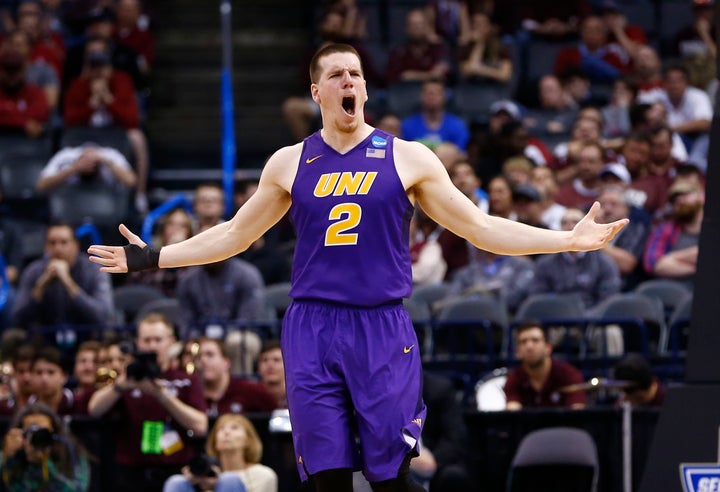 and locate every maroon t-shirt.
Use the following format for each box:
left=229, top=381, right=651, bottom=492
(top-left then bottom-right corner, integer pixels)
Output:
left=206, top=377, right=278, bottom=418
left=112, top=369, right=206, bottom=466
left=504, top=359, right=587, bottom=408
